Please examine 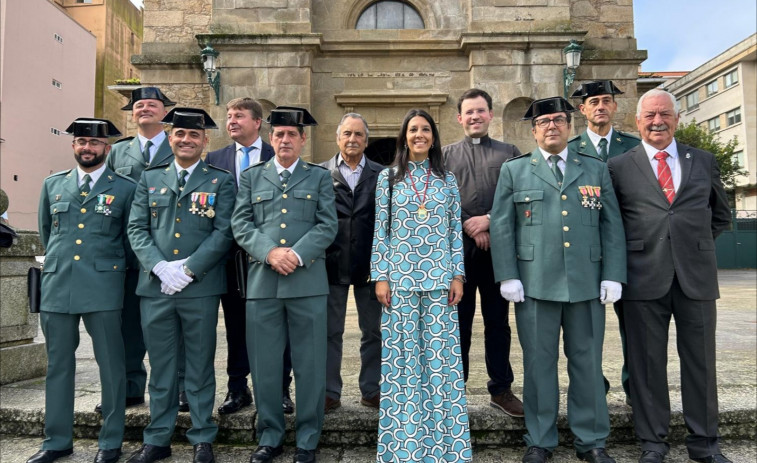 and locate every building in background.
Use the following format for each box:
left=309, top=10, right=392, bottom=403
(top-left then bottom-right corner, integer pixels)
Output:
left=0, top=0, right=96, bottom=230
left=133, top=0, right=646, bottom=163
left=667, top=33, right=756, bottom=211
left=55, top=0, right=143, bottom=132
